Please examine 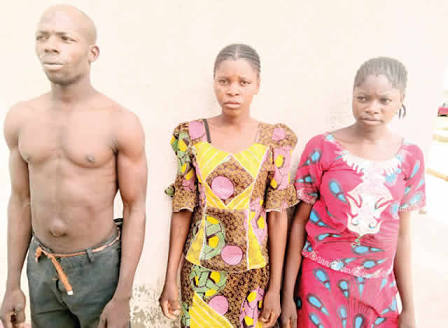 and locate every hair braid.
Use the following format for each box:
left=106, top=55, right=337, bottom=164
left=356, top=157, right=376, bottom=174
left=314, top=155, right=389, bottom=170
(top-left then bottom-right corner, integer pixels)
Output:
left=214, top=44, right=260, bottom=77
